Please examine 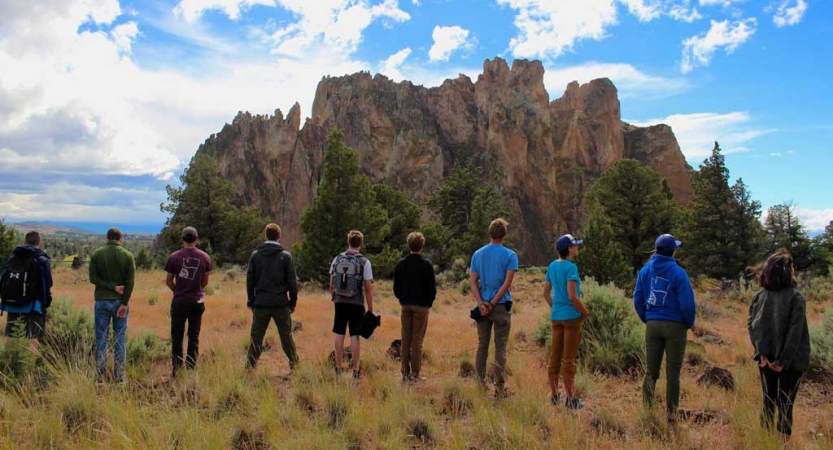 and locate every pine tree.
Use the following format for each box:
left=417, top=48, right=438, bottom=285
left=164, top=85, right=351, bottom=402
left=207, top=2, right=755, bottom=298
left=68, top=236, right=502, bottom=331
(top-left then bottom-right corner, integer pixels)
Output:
left=584, top=158, right=678, bottom=276
left=764, top=203, right=815, bottom=270
left=813, top=220, right=833, bottom=275
left=681, top=142, right=761, bottom=280
left=160, top=152, right=268, bottom=266
left=293, top=129, right=390, bottom=282
left=0, top=219, right=16, bottom=259
left=576, top=217, right=631, bottom=289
